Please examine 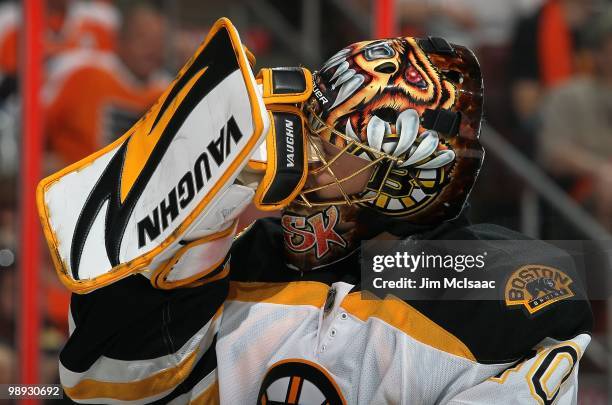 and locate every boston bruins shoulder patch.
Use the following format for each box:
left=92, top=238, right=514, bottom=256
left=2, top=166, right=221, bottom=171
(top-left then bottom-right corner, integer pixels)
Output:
left=504, top=264, right=574, bottom=315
